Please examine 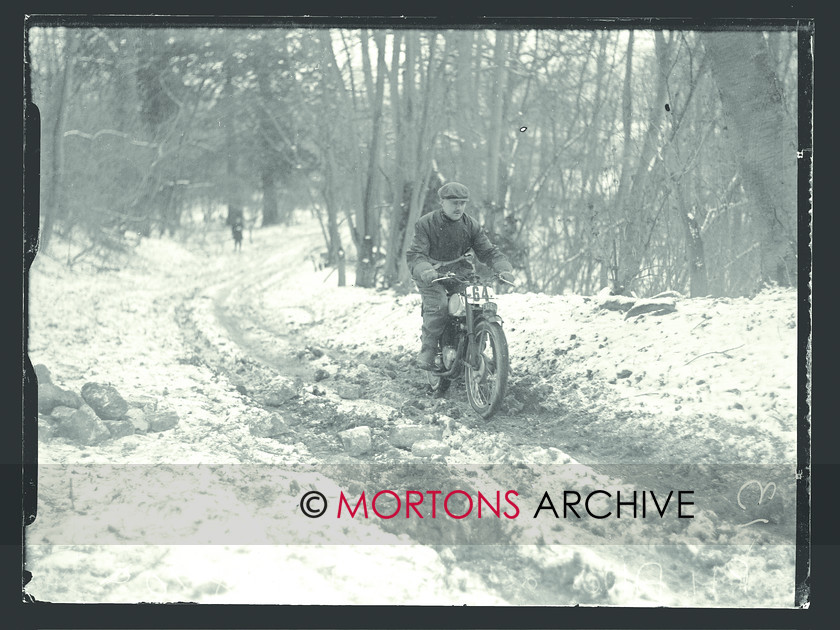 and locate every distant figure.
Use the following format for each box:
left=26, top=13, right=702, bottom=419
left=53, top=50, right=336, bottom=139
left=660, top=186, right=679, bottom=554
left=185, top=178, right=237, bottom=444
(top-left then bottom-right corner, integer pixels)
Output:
left=232, top=217, right=243, bottom=252
left=228, top=205, right=244, bottom=252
